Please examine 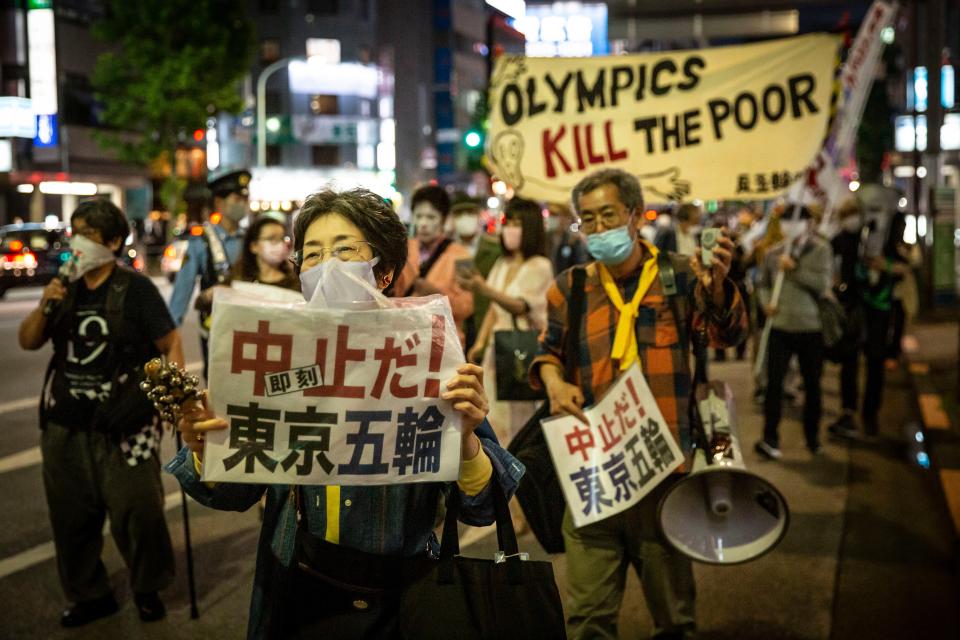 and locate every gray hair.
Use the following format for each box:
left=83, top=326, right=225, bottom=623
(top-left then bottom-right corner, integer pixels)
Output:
left=570, top=169, right=644, bottom=216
